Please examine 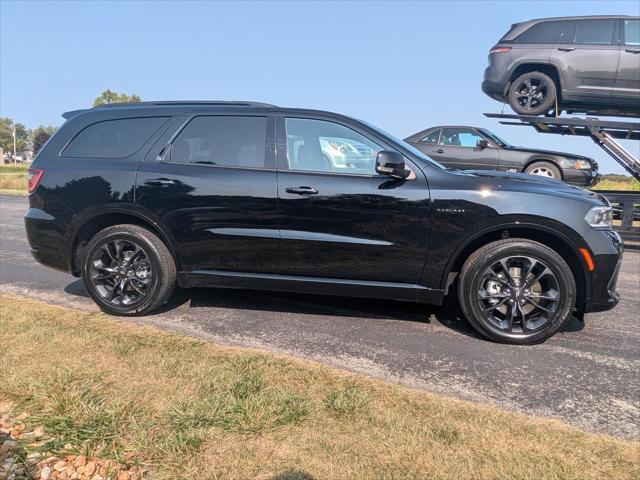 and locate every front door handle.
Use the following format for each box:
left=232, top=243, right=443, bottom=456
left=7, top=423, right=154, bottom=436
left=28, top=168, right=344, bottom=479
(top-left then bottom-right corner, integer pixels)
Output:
left=557, top=47, right=575, bottom=52
left=434, top=148, right=445, bottom=154
left=625, top=48, right=640, bottom=54
left=144, top=178, right=176, bottom=187
left=285, top=186, right=319, bottom=196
